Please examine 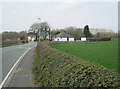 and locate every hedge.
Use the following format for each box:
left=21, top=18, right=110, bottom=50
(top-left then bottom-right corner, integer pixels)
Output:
left=33, top=41, right=120, bottom=88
